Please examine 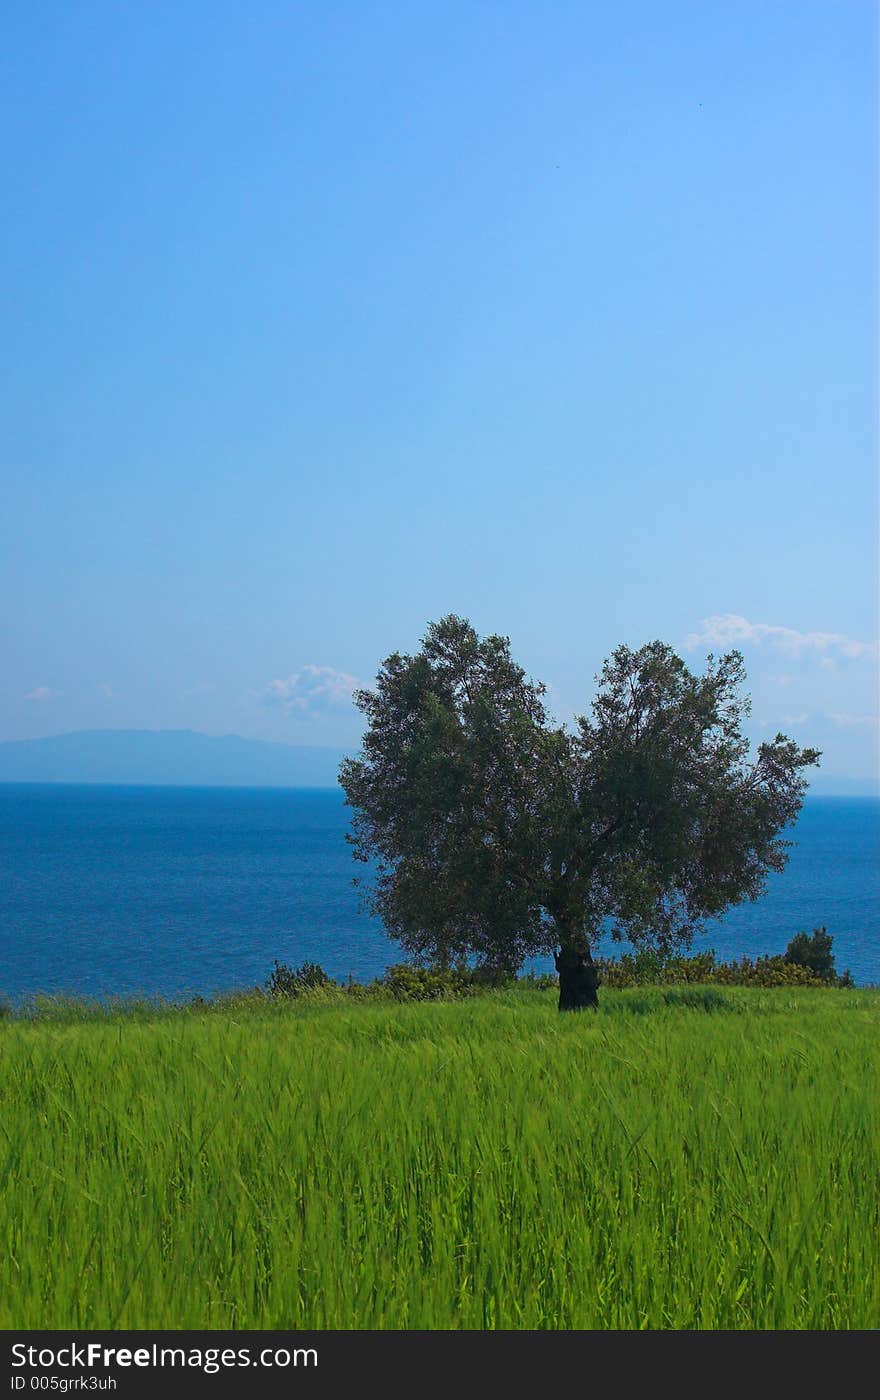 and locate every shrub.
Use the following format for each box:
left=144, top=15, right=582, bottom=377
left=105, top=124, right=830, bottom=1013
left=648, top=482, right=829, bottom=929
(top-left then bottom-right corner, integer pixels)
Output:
left=596, top=946, right=853, bottom=989
left=596, top=950, right=718, bottom=988
left=380, top=963, right=482, bottom=1002
left=707, top=955, right=820, bottom=987
left=784, top=927, right=853, bottom=986
left=266, top=960, right=336, bottom=999
left=785, top=927, right=834, bottom=978
left=518, top=971, right=559, bottom=991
